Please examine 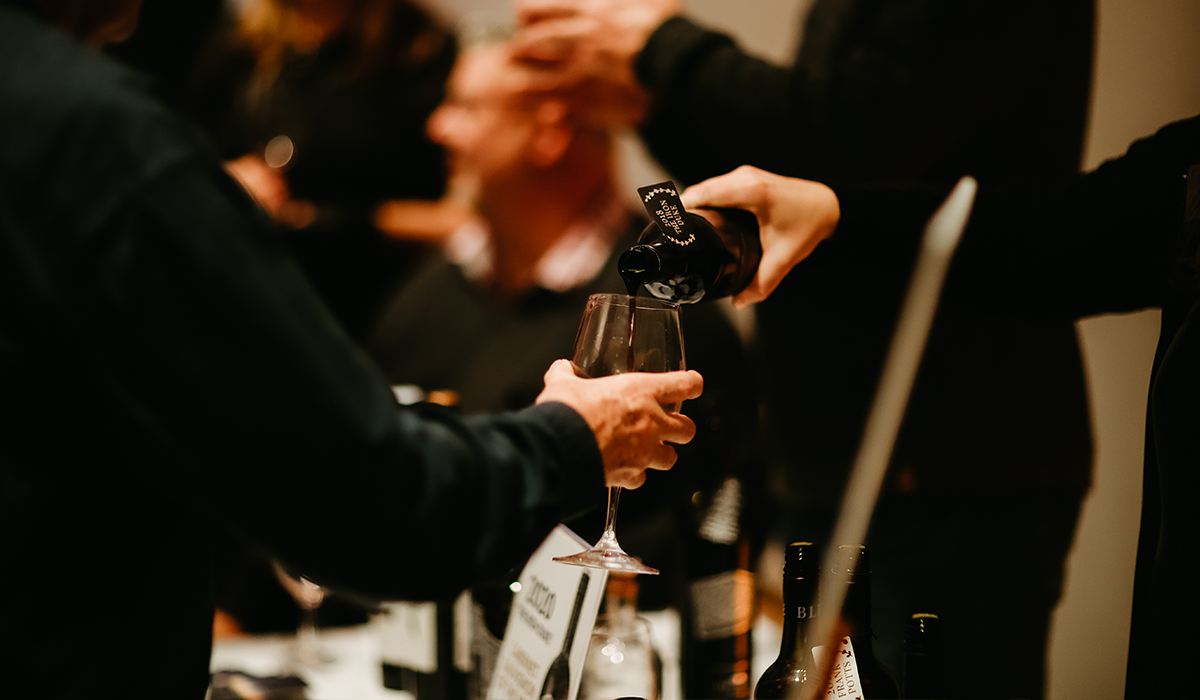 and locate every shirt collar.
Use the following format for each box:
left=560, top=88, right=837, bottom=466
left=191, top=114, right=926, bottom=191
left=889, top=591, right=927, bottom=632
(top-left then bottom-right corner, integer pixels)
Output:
left=443, top=188, right=631, bottom=293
